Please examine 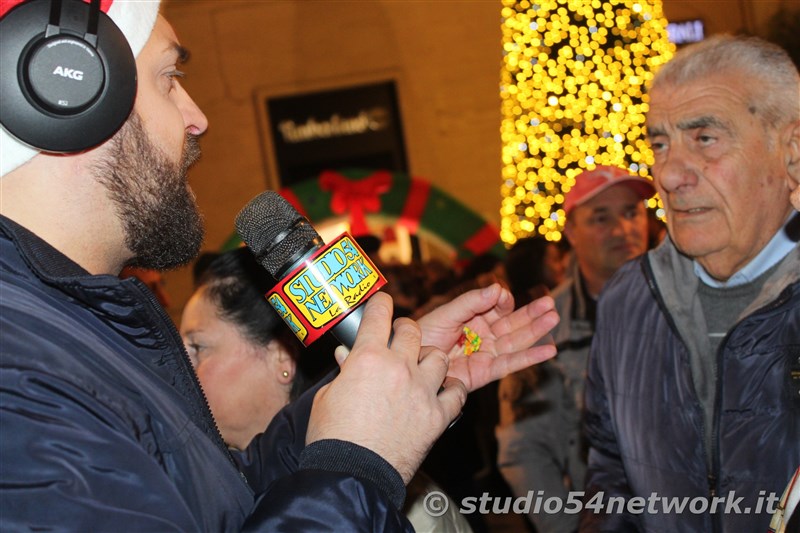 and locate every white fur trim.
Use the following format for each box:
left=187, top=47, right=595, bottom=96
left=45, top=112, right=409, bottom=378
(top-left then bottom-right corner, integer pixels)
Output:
left=0, top=133, right=38, bottom=177
left=107, top=0, right=160, bottom=59
left=0, top=0, right=161, bottom=178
